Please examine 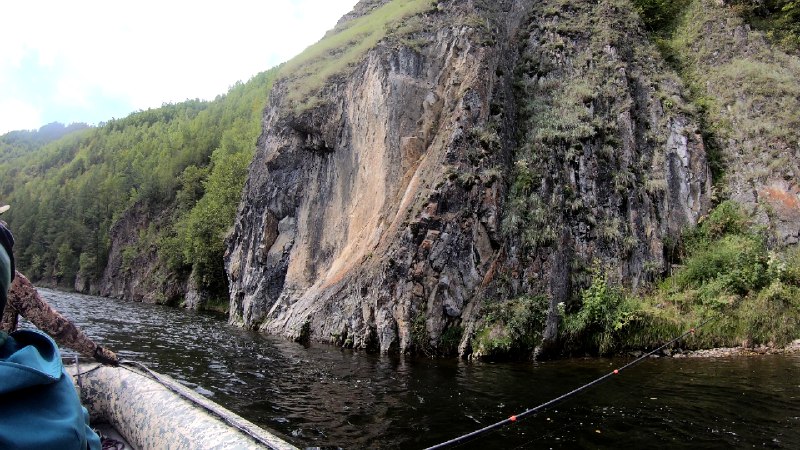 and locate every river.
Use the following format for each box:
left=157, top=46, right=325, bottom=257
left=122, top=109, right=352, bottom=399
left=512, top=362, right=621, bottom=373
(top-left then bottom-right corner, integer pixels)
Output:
left=30, top=289, right=800, bottom=449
